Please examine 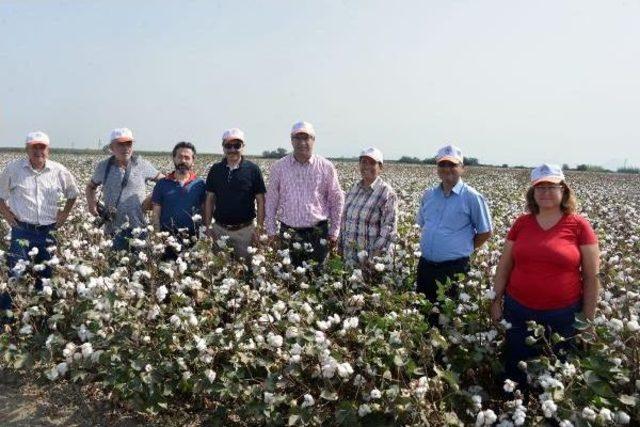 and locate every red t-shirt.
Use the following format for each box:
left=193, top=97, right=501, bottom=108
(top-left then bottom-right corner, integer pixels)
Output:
left=506, top=213, right=598, bottom=310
